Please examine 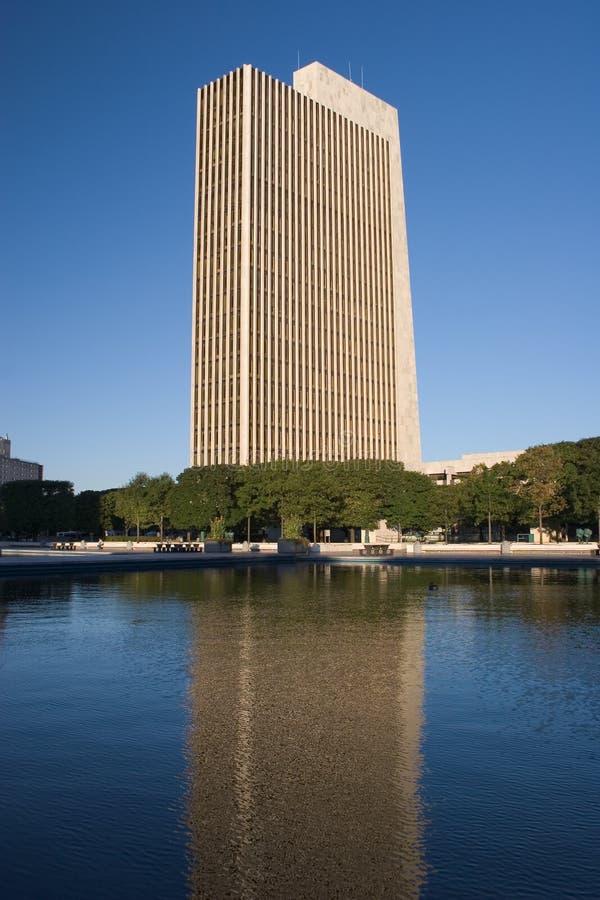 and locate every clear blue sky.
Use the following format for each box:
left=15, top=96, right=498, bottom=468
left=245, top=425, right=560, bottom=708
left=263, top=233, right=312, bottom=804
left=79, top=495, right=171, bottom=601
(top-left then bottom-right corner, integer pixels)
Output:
left=2, top=0, right=598, bottom=491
